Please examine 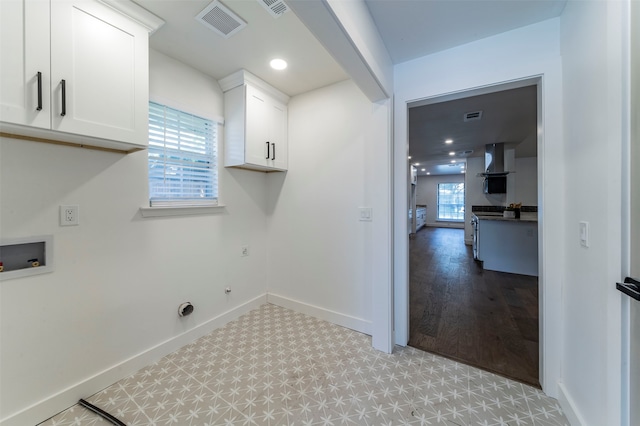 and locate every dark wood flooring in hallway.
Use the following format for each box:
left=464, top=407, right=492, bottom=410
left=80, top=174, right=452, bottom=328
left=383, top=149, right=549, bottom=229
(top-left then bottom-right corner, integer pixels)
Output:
left=409, top=226, right=540, bottom=387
